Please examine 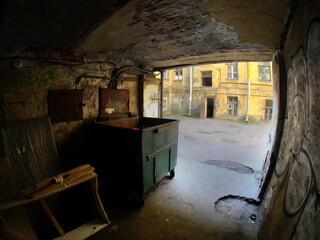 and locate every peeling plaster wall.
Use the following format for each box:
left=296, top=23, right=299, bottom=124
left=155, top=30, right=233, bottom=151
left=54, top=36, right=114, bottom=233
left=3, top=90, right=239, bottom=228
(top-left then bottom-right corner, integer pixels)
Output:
left=0, top=0, right=291, bottom=69
left=203, top=0, right=290, bottom=47
left=258, top=0, right=320, bottom=239
left=144, top=82, right=160, bottom=118
left=0, top=52, right=139, bottom=169
left=0, top=51, right=159, bottom=238
left=74, top=0, right=290, bottom=66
